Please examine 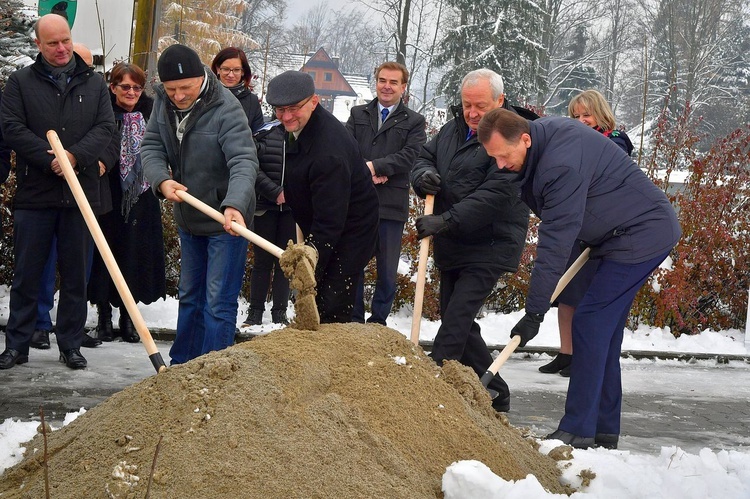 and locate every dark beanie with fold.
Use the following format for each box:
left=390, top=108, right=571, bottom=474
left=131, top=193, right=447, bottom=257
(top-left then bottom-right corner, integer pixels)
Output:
left=157, top=44, right=204, bottom=82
